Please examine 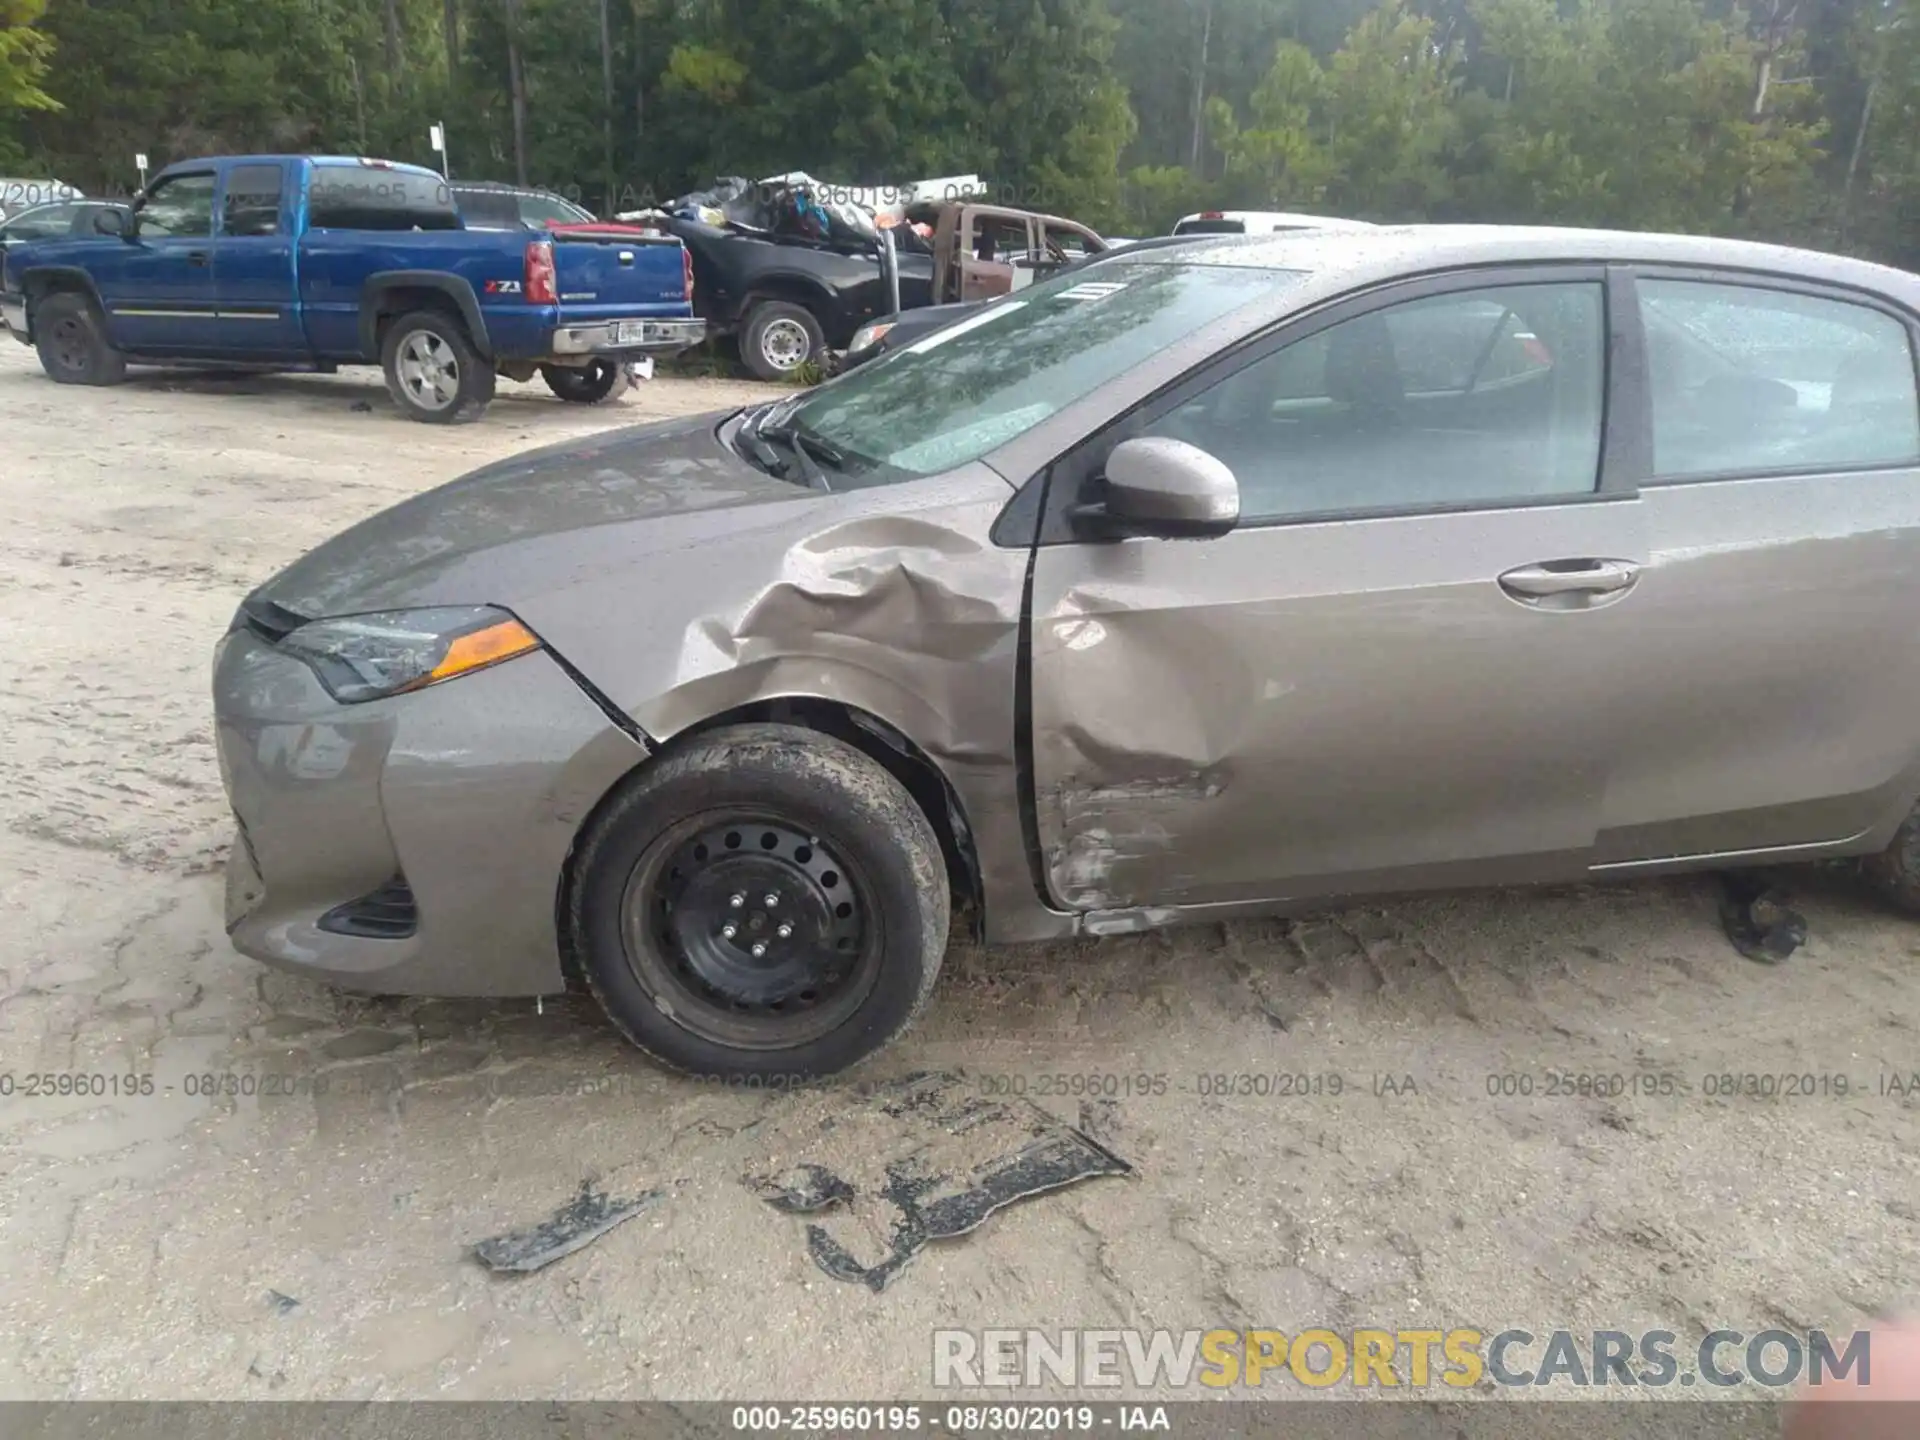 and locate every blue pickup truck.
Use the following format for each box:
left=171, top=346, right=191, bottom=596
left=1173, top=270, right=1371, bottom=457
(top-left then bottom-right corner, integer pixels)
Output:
left=0, top=154, right=705, bottom=423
